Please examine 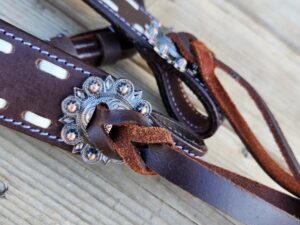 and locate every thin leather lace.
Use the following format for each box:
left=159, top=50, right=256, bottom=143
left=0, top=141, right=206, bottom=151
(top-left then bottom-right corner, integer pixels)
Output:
left=191, top=40, right=300, bottom=197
